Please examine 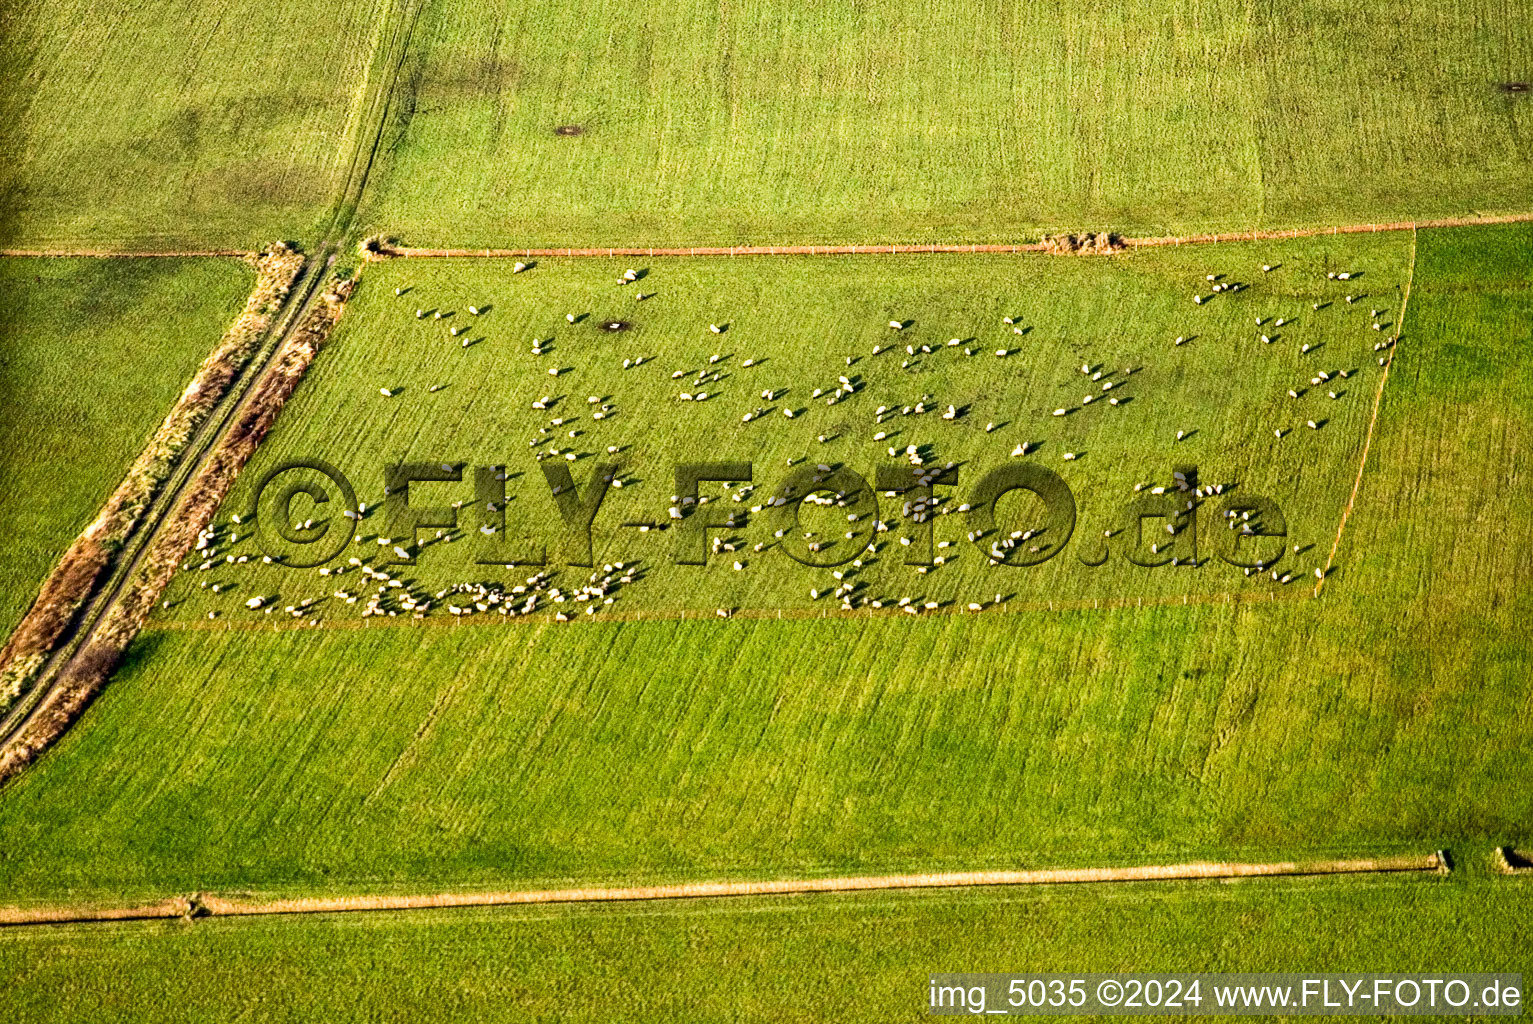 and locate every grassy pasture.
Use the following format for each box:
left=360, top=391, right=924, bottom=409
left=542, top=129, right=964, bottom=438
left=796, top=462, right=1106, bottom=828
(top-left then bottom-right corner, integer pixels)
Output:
left=0, top=257, right=253, bottom=638
left=360, top=0, right=1533, bottom=246
left=0, top=228, right=1526, bottom=905
left=1, top=876, right=1530, bottom=1022
left=0, top=0, right=391, bottom=249
left=5, top=0, right=1530, bottom=252
left=155, top=234, right=1412, bottom=624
